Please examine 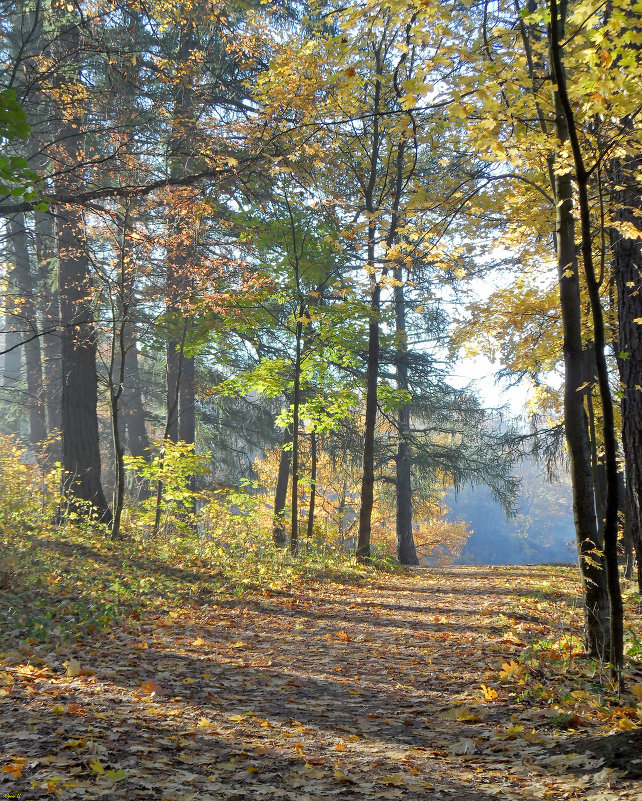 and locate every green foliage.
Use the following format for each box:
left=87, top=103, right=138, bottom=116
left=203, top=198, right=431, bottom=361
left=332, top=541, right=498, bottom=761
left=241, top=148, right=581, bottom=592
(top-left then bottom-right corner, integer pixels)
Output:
left=124, top=440, right=210, bottom=536
left=0, top=89, right=43, bottom=203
